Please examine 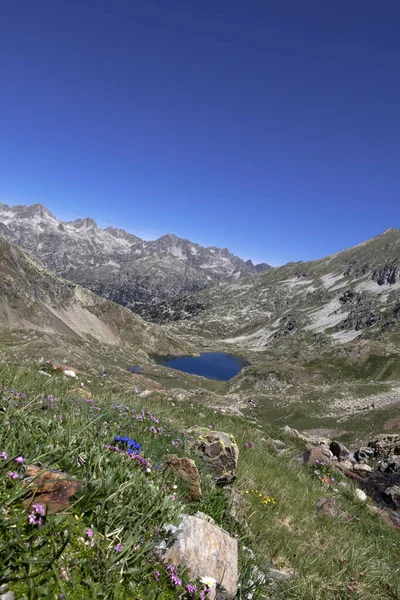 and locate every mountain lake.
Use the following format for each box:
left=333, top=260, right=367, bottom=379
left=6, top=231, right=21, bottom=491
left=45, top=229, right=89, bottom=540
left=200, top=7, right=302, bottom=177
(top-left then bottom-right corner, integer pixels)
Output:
left=155, top=352, right=249, bottom=381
